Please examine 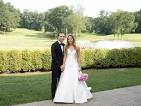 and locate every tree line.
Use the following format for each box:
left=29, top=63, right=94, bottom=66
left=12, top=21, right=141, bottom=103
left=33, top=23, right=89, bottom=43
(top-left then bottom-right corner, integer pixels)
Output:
left=0, top=0, right=141, bottom=36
